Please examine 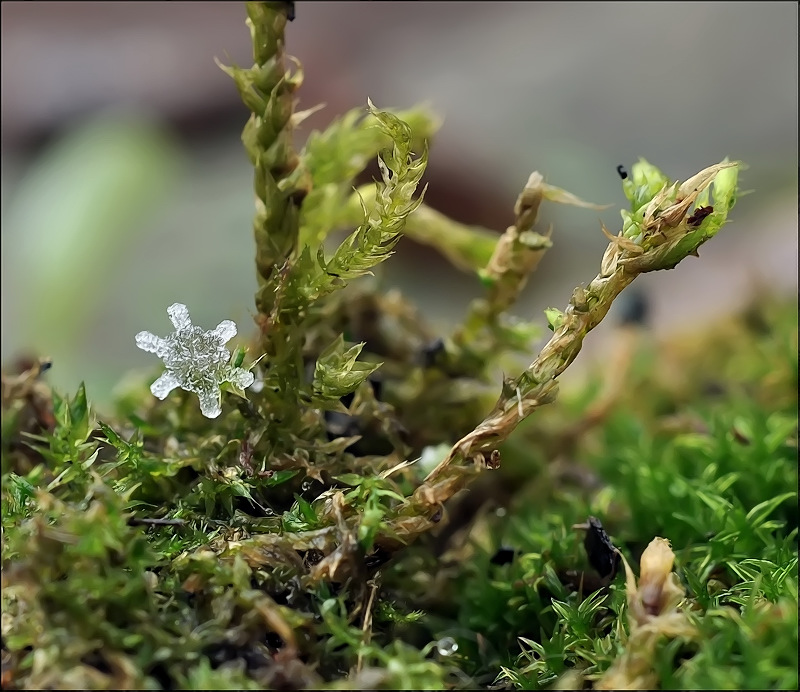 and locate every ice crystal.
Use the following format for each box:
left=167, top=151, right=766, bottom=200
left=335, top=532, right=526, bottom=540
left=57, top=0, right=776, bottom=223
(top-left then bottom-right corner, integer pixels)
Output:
left=135, top=303, right=254, bottom=418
